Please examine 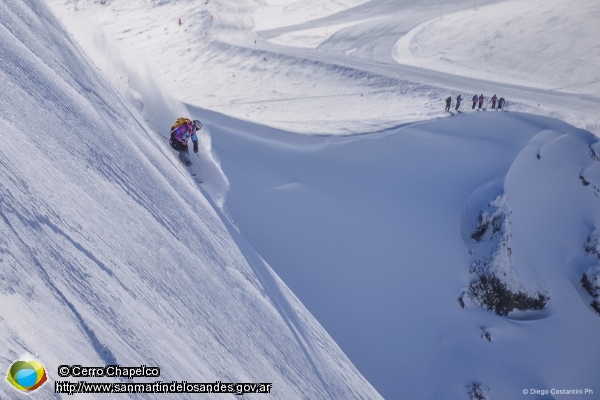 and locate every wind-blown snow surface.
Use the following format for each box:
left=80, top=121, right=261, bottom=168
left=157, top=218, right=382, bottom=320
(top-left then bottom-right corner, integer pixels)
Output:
left=9, top=0, right=600, bottom=399
left=199, top=107, right=600, bottom=399
left=0, top=2, right=379, bottom=399
left=393, top=0, right=600, bottom=95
